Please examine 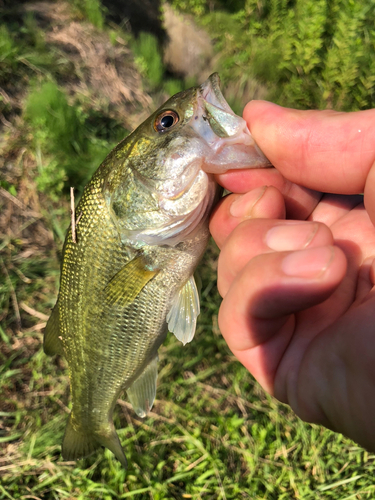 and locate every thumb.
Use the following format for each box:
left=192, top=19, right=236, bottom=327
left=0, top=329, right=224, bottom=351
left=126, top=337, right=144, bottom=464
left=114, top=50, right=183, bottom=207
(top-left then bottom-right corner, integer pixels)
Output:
left=244, top=101, right=375, bottom=195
